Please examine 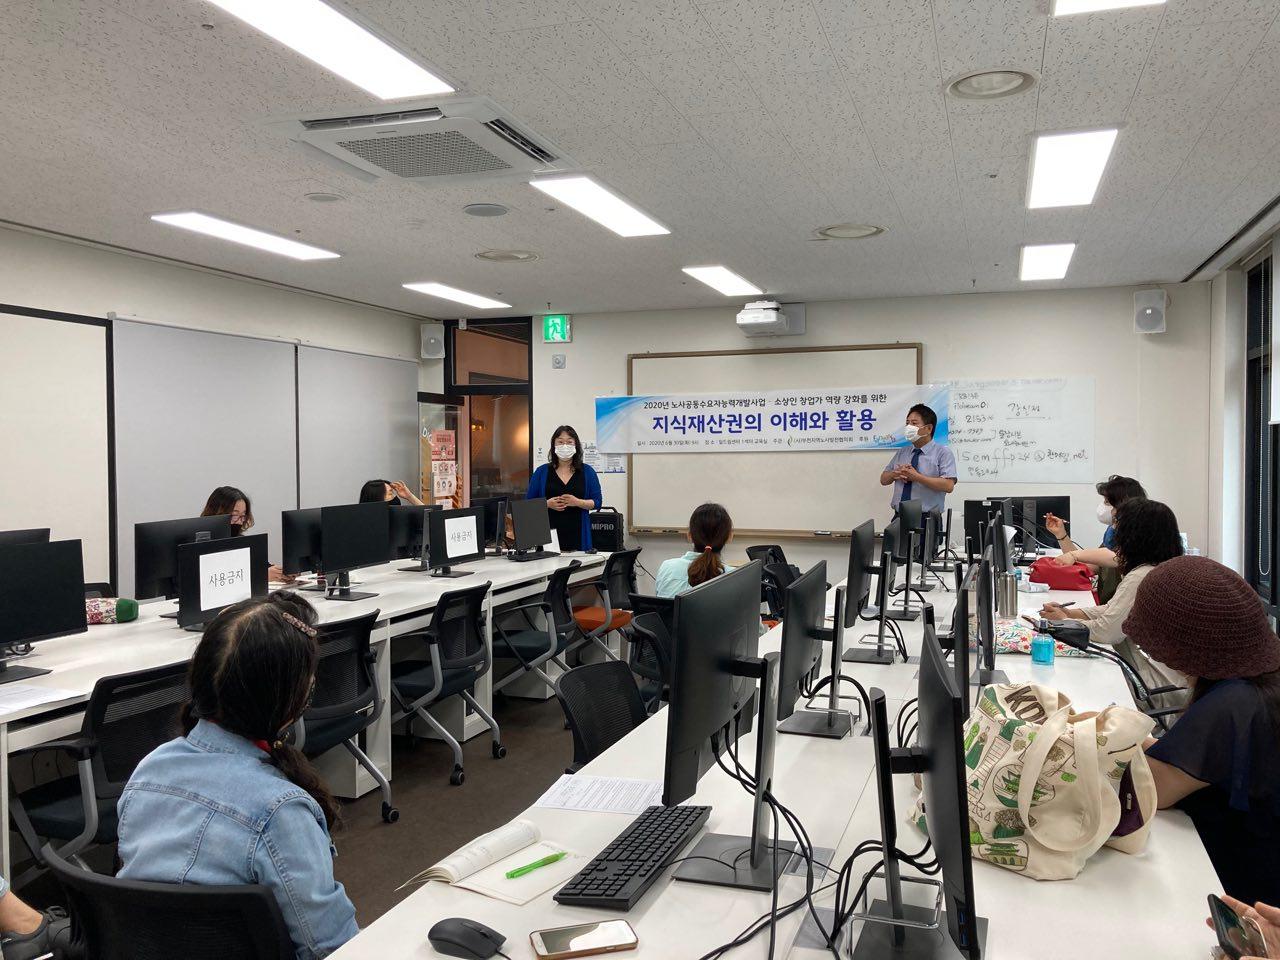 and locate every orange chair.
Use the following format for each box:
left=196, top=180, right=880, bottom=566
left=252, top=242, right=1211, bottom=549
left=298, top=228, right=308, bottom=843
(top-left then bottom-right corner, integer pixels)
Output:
left=572, top=548, right=642, bottom=645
